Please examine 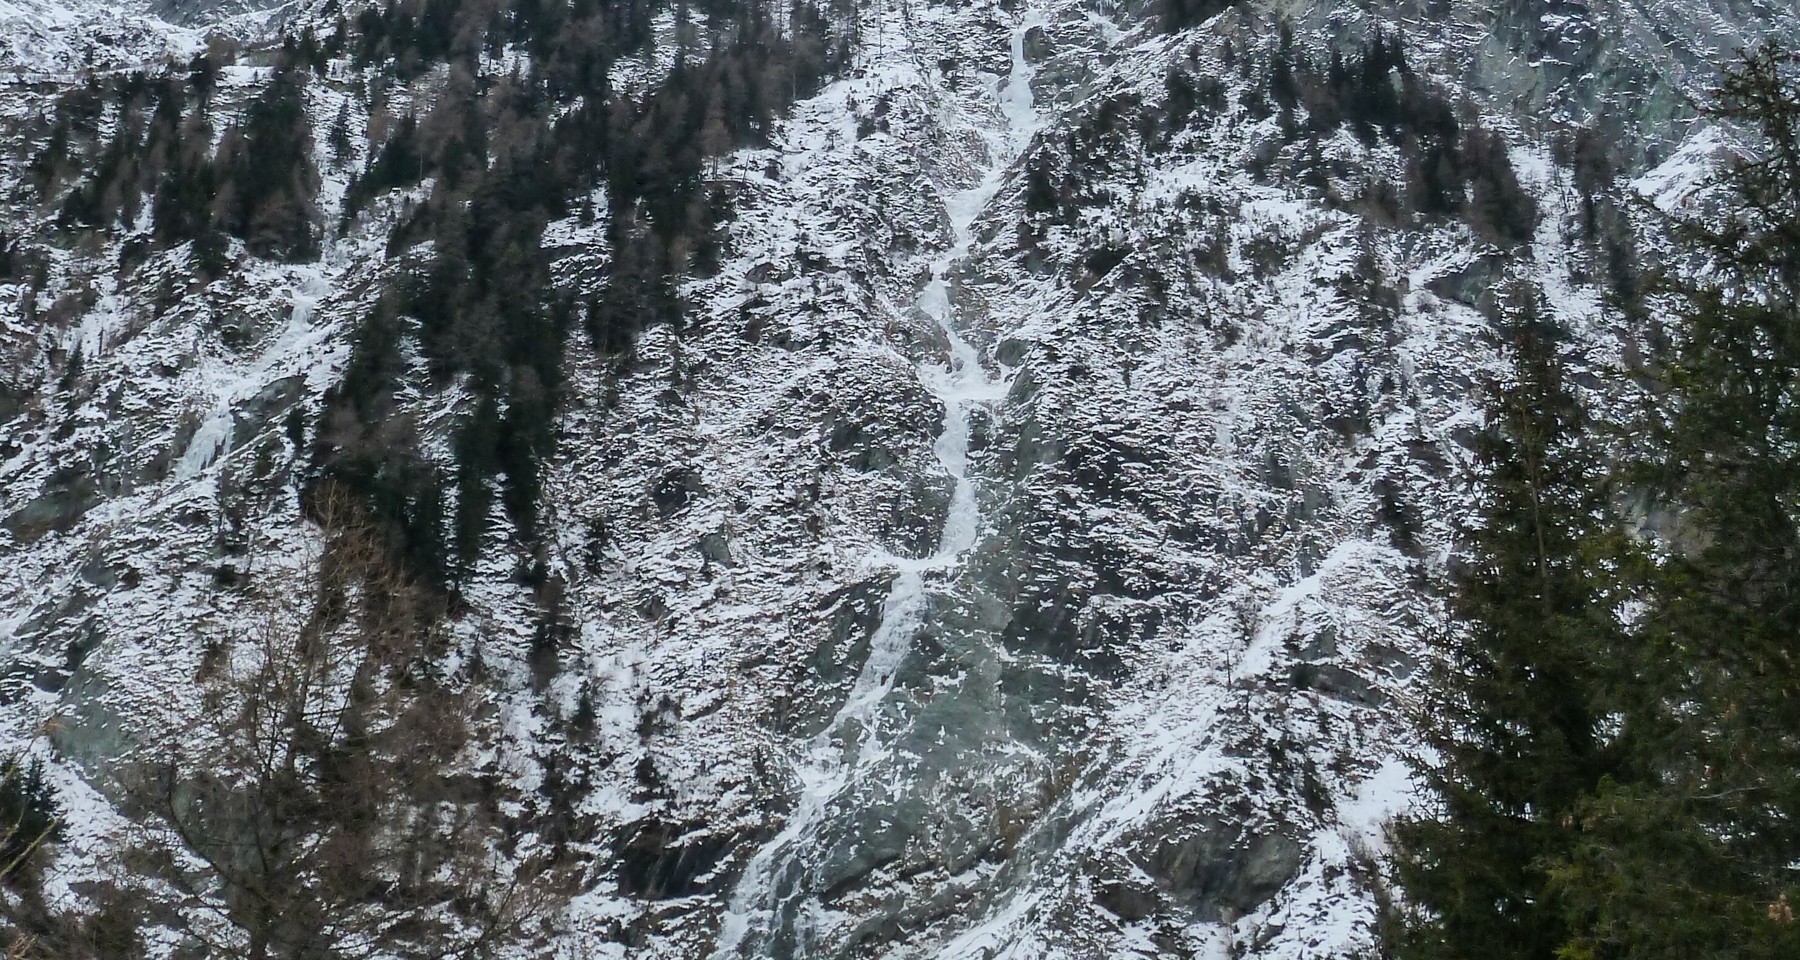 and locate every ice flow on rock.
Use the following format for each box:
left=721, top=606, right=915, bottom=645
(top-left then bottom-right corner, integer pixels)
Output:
left=710, top=10, right=1040, bottom=957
